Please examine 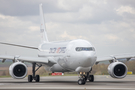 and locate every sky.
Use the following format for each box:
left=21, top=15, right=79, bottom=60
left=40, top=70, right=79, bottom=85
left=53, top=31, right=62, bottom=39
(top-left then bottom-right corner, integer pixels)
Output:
left=0, top=0, right=135, bottom=58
